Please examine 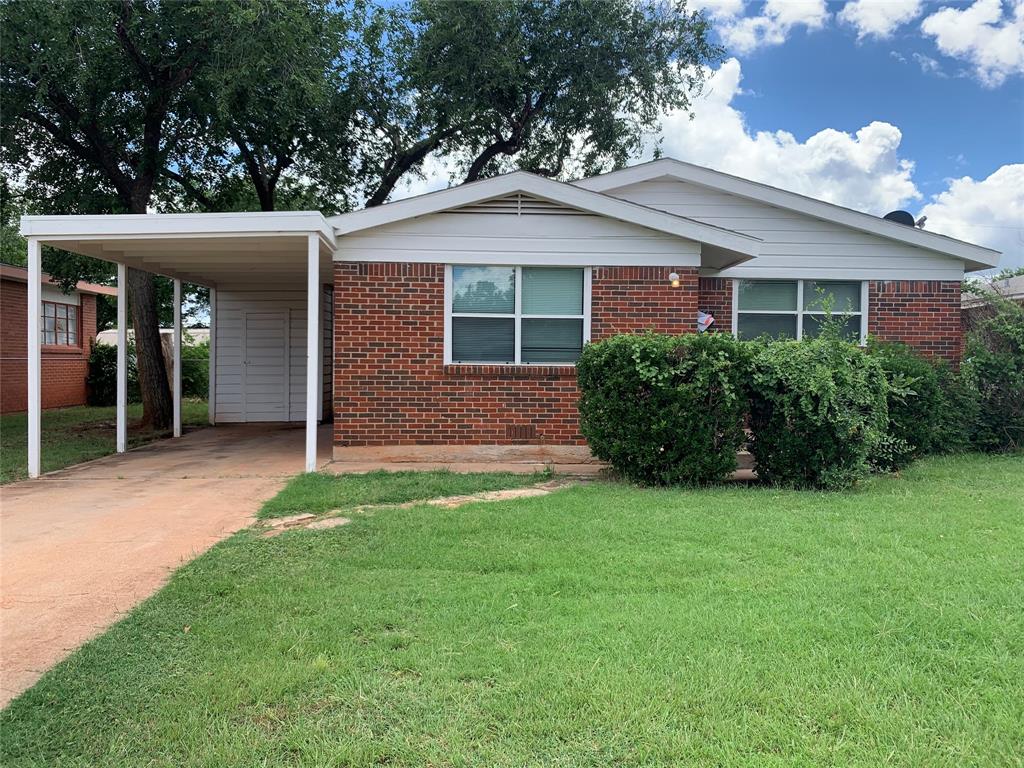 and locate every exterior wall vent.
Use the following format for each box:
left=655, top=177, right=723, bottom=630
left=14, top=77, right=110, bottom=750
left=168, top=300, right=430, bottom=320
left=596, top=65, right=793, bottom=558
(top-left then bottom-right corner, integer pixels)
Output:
left=450, top=192, right=587, bottom=216
left=506, top=423, right=538, bottom=440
